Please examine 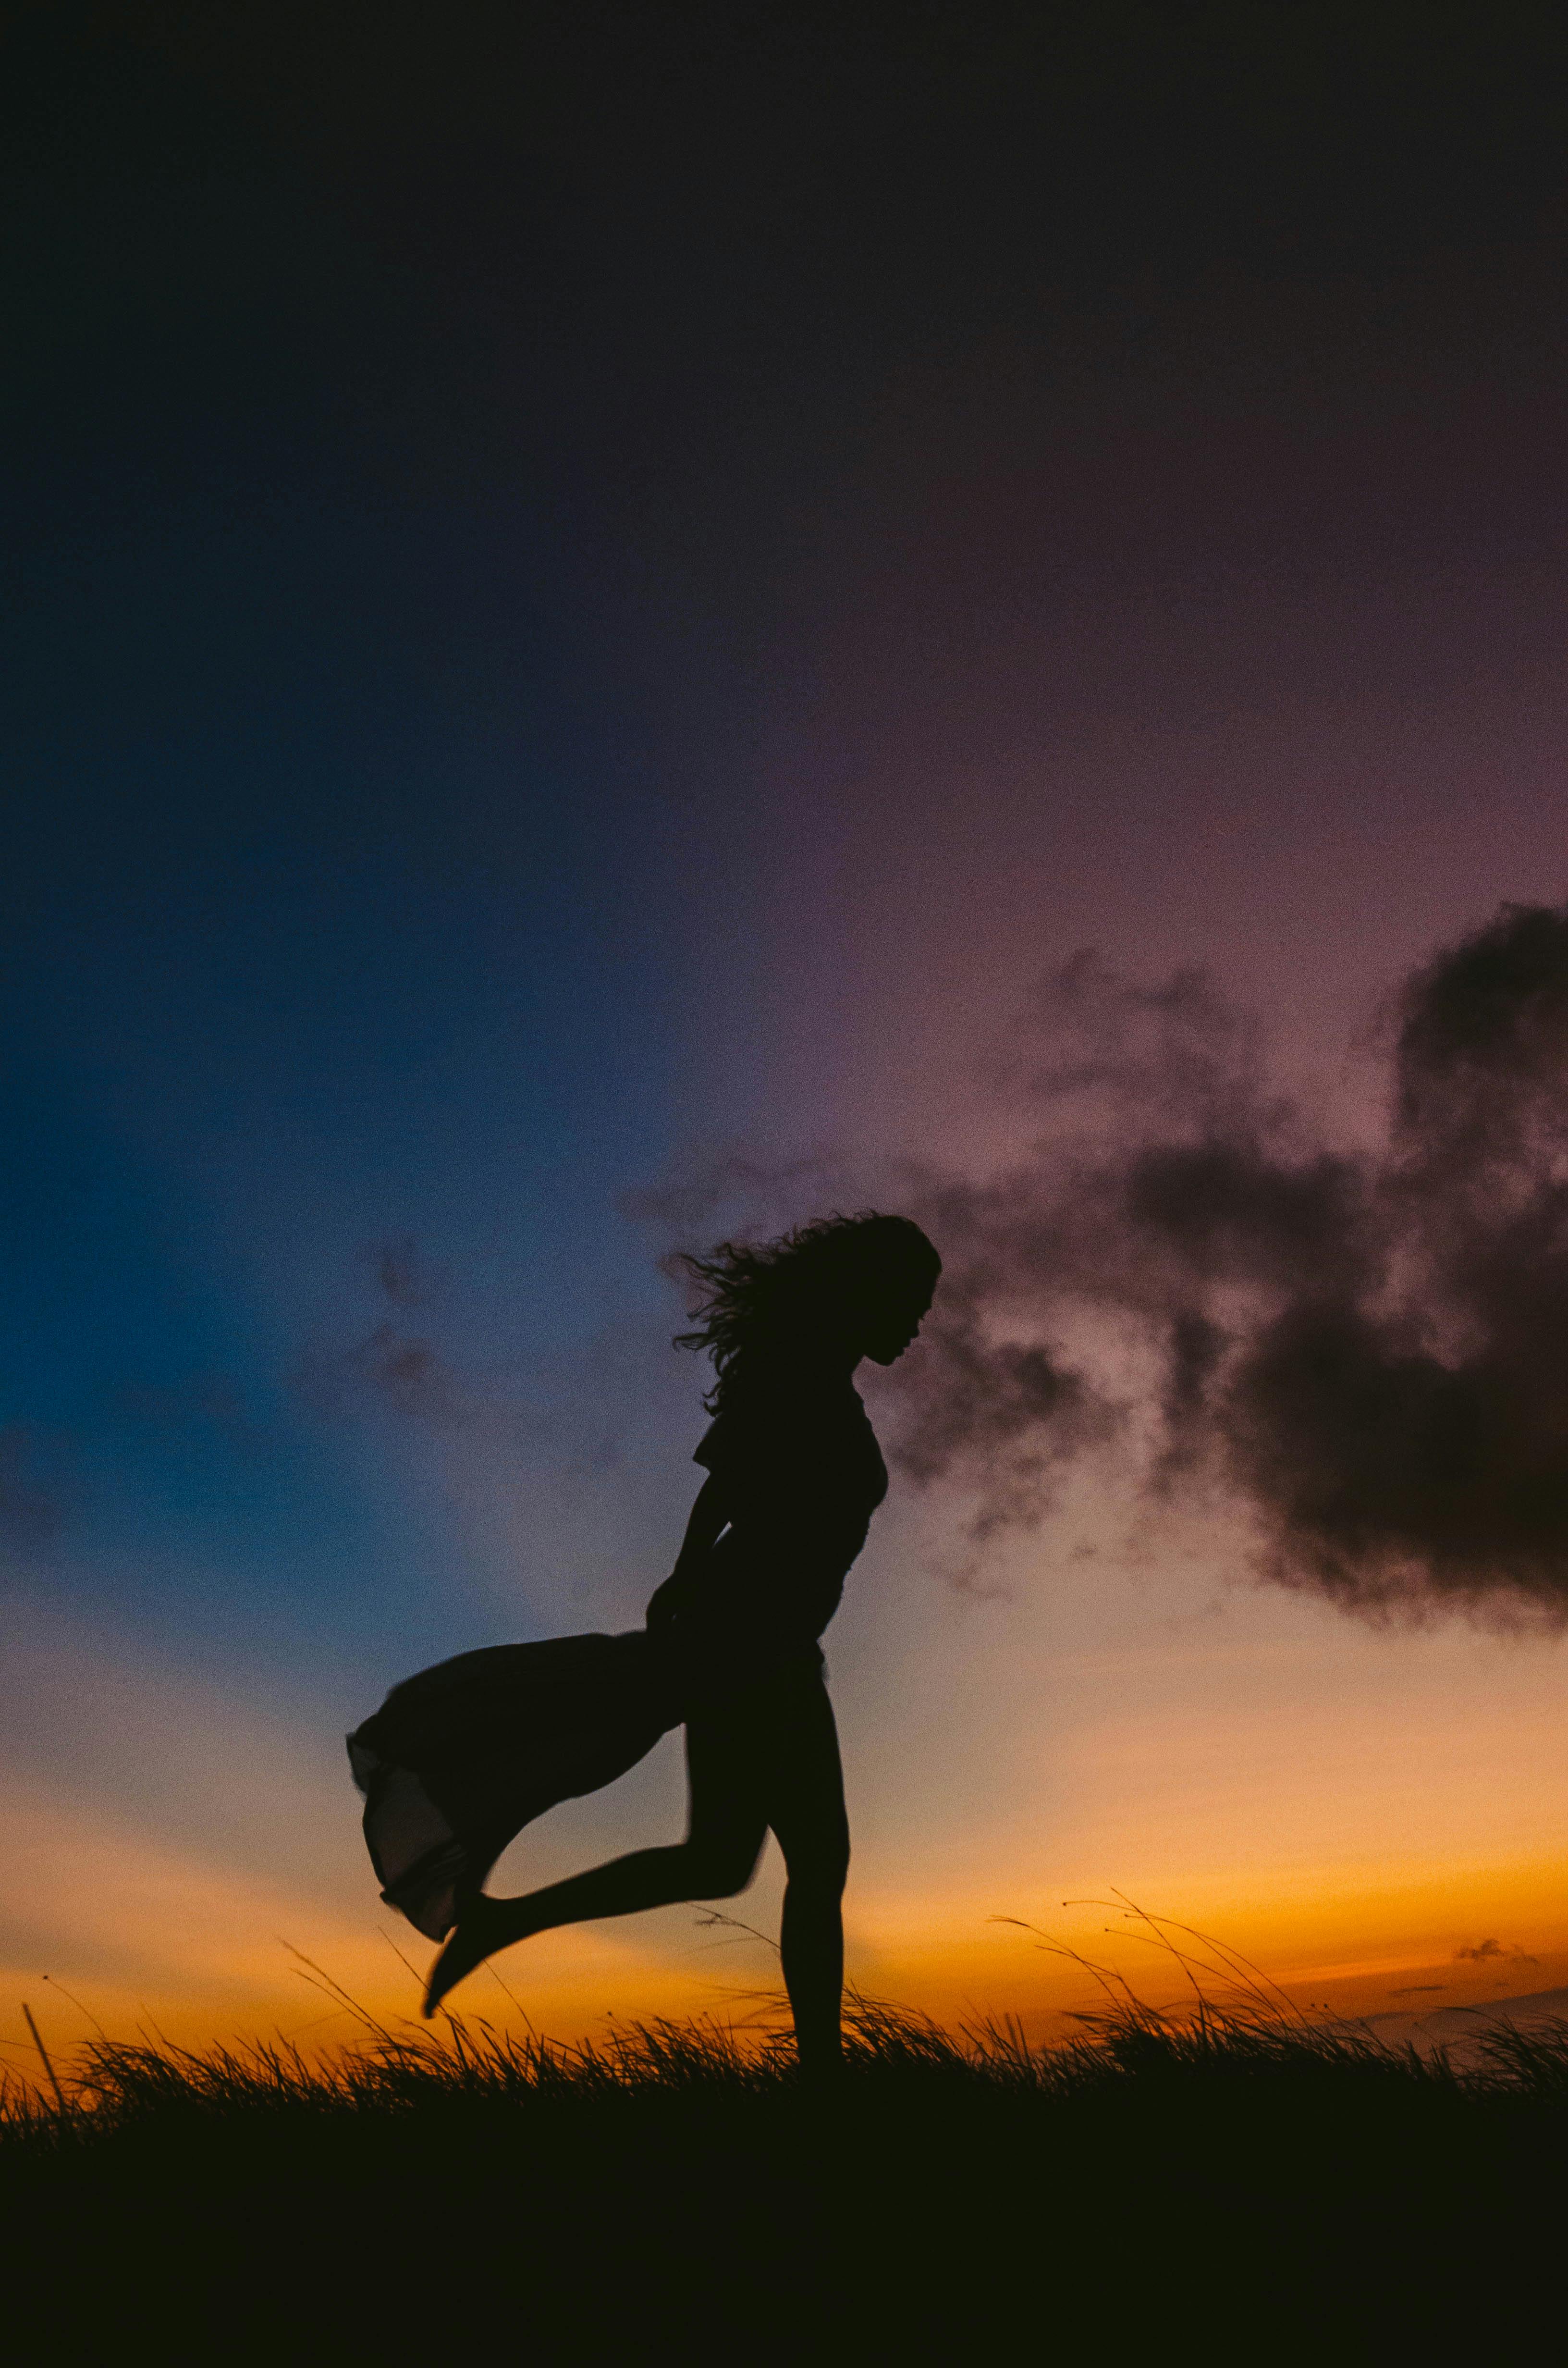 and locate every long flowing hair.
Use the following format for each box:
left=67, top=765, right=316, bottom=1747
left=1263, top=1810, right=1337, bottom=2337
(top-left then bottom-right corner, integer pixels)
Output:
left=672, top=1210, right=940, bottom=1410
